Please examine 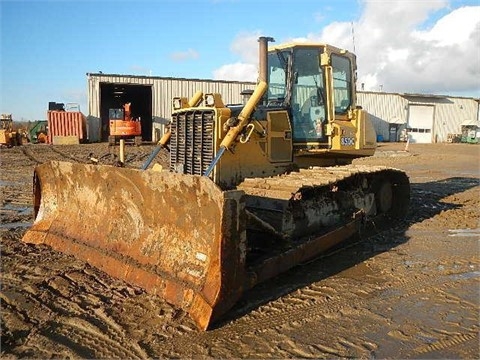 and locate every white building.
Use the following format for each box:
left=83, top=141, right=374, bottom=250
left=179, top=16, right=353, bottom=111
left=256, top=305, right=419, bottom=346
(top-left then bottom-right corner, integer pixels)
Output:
left=357, top=91, right=480, bottom=143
